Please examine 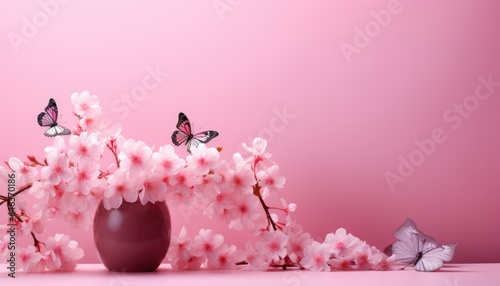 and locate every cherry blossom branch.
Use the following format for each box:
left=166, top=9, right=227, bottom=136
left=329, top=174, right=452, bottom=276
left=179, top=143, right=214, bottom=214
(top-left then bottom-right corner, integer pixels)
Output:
left=0, top=183, right=33, bottom=206
left=12, top=210, right=44, bottom=253
left=27, top=154, right=46, bottom=167
left=253, top=184, right=278, bottom=231
left=251, top=160, right=280, bottom=231
left=107, top=139, right=120, bottom=169
left=31, top=231, right=44, bottom=252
